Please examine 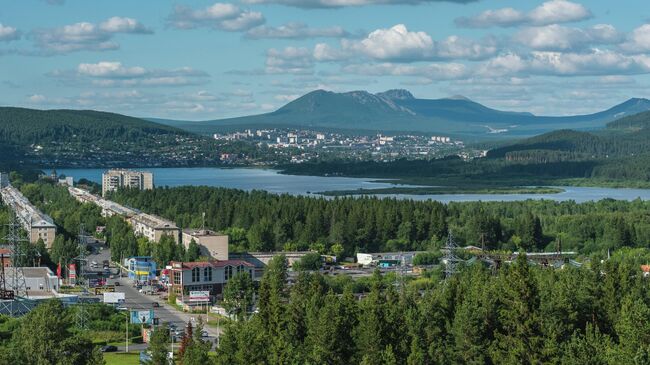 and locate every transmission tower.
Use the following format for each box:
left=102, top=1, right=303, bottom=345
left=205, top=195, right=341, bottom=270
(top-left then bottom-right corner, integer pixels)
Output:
left=74, top=224, right=90, bottom=330
left=0, top=212, right=33, bottom=316
left=442, top=231, right=461, bottom=280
